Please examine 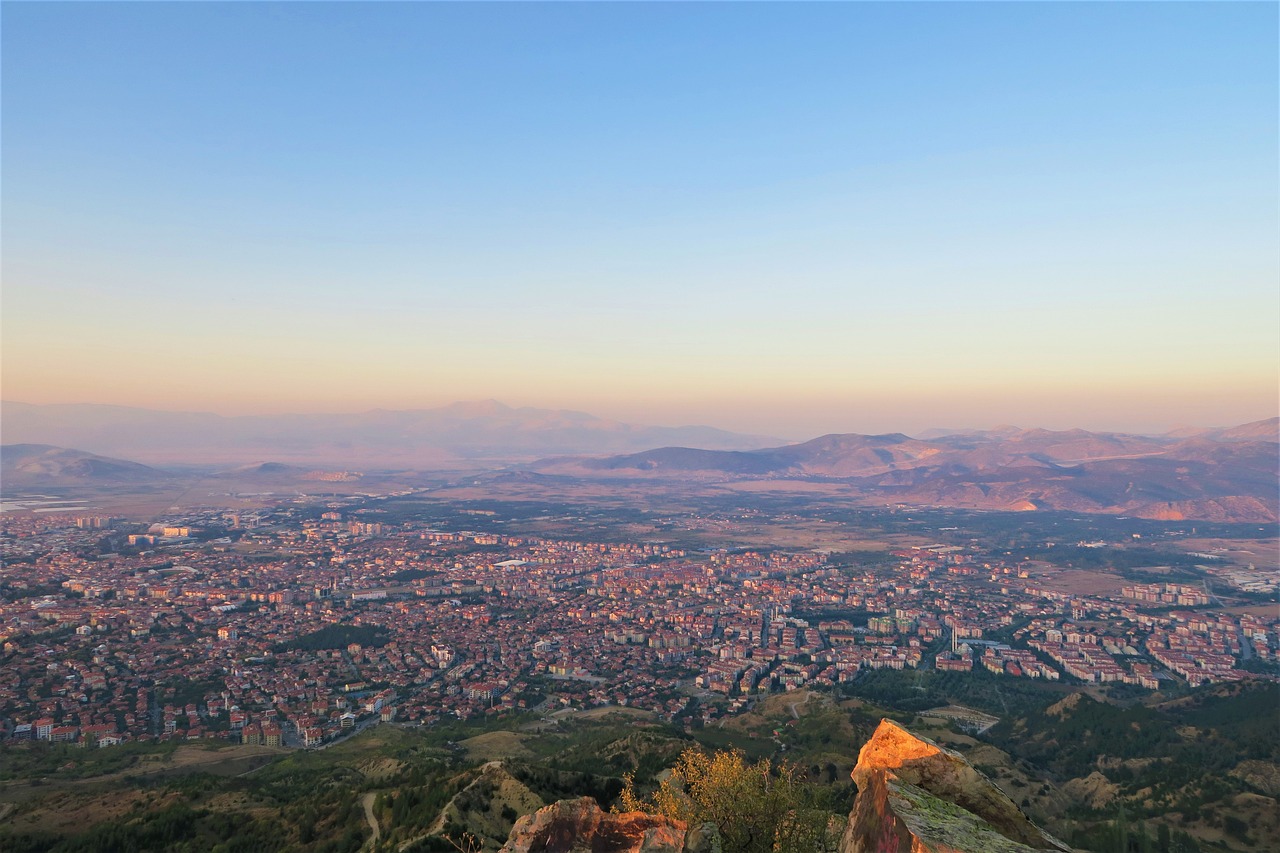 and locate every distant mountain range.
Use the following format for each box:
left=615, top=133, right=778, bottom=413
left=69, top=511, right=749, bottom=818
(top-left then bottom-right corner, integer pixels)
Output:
left=0, top=400, right=780, bottom=465
left=2, top=402, right=1275, bottom=523
left=530, top=419, right=1280, bottom=523
left=0, top=446, right=378, bottom=490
